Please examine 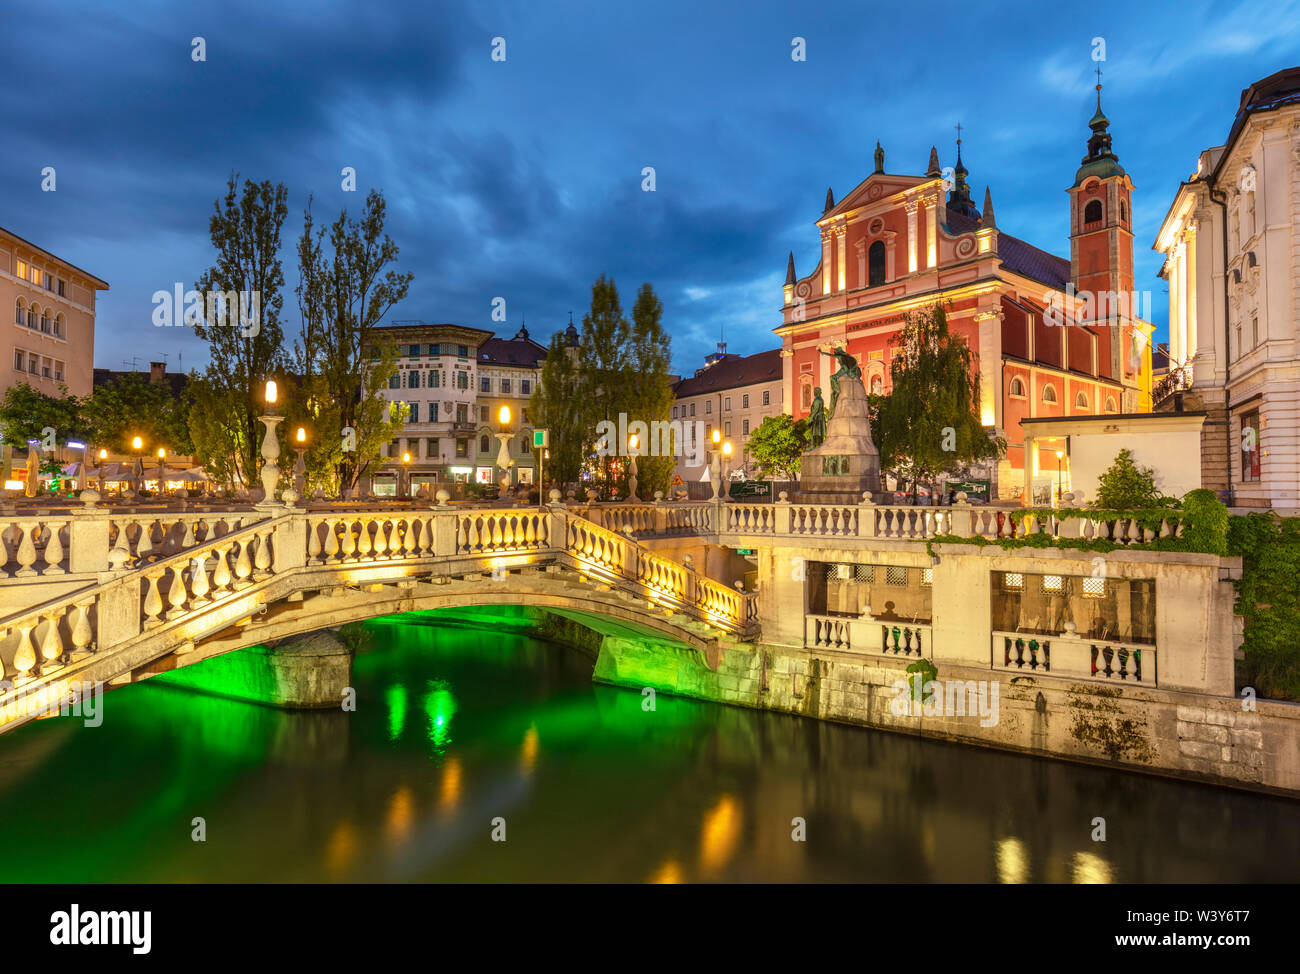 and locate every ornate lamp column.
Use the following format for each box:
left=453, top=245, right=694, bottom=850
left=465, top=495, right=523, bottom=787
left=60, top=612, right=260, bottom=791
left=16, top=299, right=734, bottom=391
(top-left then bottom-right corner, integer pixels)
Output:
left=721, top=440, right=733, bottom=500
left=495, top=405, right=514, bottom=495
left=131, top=436, right=144, bottom=495
left=709, top=428, right=721, bottom=501
left=97, top=448, right=107, bottom=494
left=257, top=379, right=283, bottom=506
left=627, top=433, right=640, bottom=501
left=156, top=447, right=167, bottom=497
left=401, top=450, right=412, bottom=499
left=293, top=426, right=307, bottom=495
